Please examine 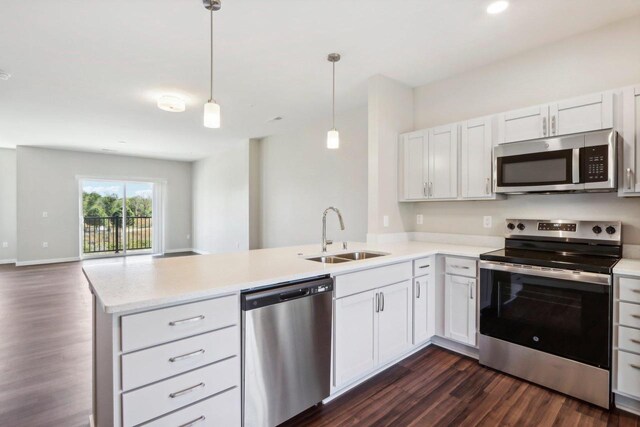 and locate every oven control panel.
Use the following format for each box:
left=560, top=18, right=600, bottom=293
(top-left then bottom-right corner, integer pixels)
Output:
left=505, top=219, right=621, bottom=243
left=582, top=145, right=608, bottom=183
